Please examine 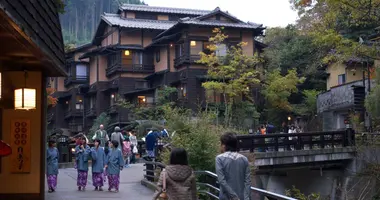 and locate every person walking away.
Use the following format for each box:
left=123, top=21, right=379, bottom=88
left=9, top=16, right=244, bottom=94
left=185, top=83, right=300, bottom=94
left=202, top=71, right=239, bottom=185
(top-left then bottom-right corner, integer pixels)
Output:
left=91, top=139, right=106, bottom=191
left=75, top=137, right=91, bottom=191
left=145, top=129, right=157, bottom=159
left=129, top=131, right=138, bottom=164
left=92, top=124, right=109, bottom=148
left=105, top=140, right=124, bottom=192
left=111, top=126, right=124, bottom=151
left=46, top=140, right=59, bottom=193
left=153, top=148, right=197, bottom=200
left=216, top=132, right=251, bottom=200
left=122, top=137, right=131, bottom=168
